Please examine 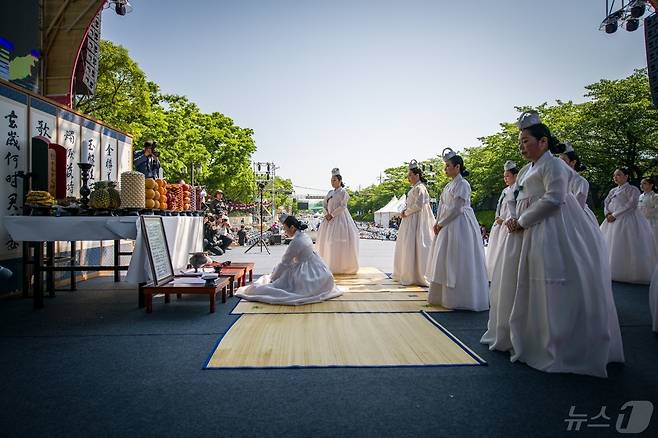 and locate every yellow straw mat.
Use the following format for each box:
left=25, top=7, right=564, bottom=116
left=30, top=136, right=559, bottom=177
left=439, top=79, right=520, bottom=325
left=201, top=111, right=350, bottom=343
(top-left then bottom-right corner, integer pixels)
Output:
left=206, top=313, right=483, bottom=368
left=231, top=300, right=448, bottom=314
